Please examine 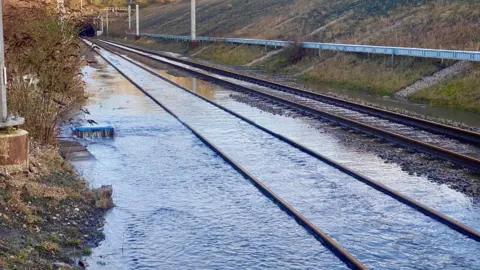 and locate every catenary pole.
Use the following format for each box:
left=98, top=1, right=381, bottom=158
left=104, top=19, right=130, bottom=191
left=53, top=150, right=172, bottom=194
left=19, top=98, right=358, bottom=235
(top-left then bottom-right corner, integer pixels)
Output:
left=136, top=4, right=139, bottom=36
left=191, top=0, right=196, bottom=40
left=0, top=0, right=7, bottom=122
